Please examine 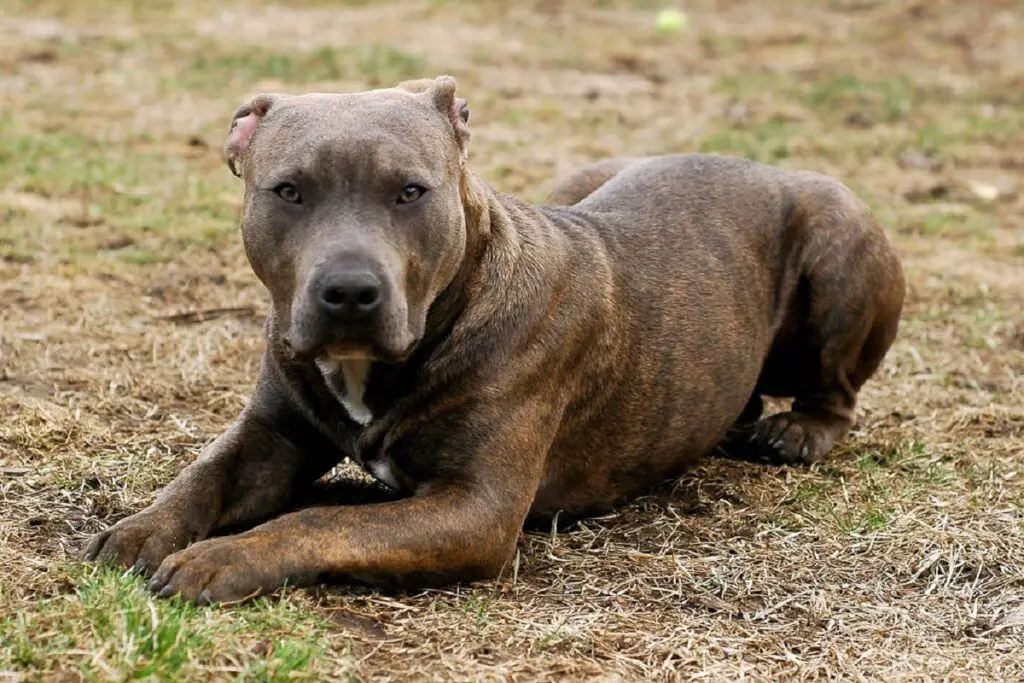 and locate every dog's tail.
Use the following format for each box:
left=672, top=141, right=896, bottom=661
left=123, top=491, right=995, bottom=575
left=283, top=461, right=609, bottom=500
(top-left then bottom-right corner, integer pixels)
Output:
left=545, top=157, right=649, bottom=206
